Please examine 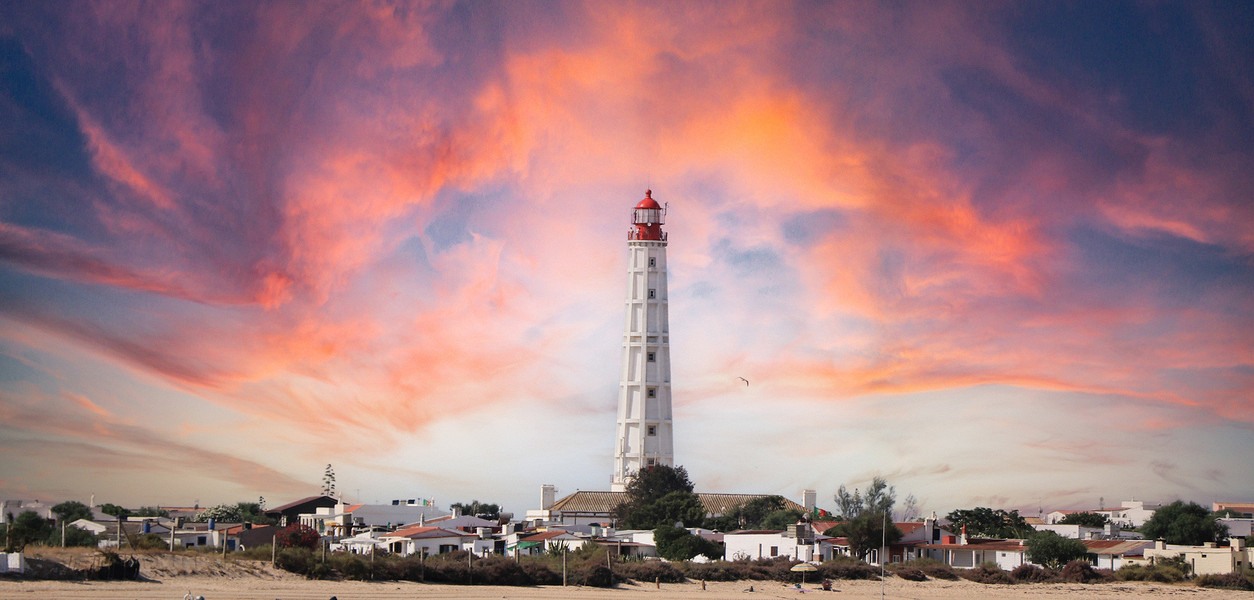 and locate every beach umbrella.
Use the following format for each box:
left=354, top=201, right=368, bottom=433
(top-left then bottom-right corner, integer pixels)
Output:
left=790, top=562, right=818, bottom=585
